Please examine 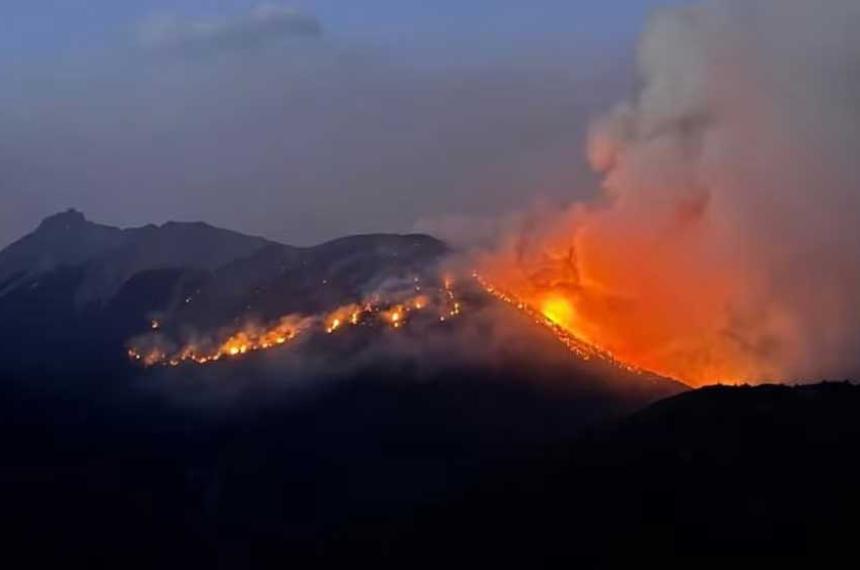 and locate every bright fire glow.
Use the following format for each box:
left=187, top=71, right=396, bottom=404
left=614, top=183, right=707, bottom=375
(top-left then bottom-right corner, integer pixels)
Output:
left=476, top=227, right=765, bottom=386
left=541, top=296, right=574, bottom=328
left=128, top=282, right=464, bottom=368
left=474, top=273, right=641, bottom=373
